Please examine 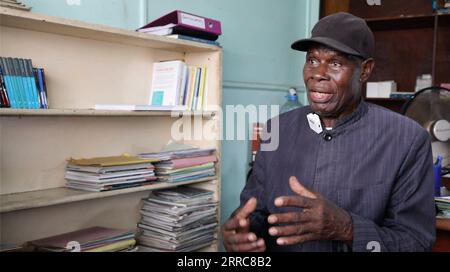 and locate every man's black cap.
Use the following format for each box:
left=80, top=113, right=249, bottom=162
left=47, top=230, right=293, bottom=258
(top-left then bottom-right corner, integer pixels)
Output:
left=291, top=12, right=375, bottom=60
